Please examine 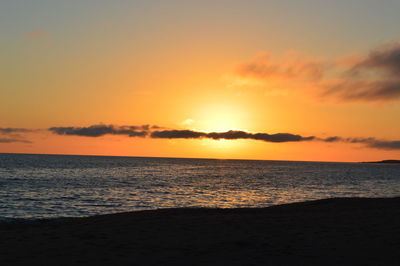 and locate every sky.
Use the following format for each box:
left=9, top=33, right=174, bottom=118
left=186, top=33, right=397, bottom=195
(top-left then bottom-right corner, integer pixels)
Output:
left=1, top=0, right=400, bottom=162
